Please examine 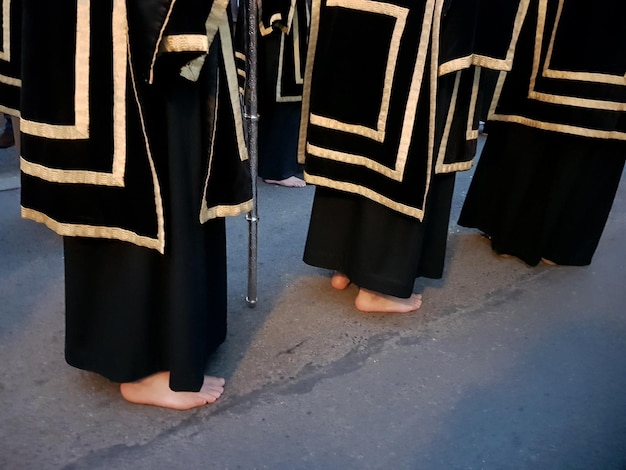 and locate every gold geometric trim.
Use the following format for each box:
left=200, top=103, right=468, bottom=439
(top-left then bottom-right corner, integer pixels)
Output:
left=489, top=112, right=626, bottom=141
left=217, top=14, right=249, bottom=162
left=435, top=71, right=461, bottom=173
left=308, top=114, right=378, bottom=141
left=297, top=0, right=319, bottom=165
left=276, top=8, right=303, bottom=103
left=300, top=0, right=458, bottom=219
left=304, top=172, right=425, bottom=220
left=159, top=34, right=209, bottom=53
left=259, top=20, right=274, bottom=37
left=275, top=32, right=300, bottom=102
left=128, top=41, right=166, bottom=253
left=528, top=90, right=626, bottom=111
left=0, top=74, right=20, bottom=86
left=200, top=70, right=219, bottom=224
left=299, top=0, right=434, bottom=183
left=21, top=207, right=163, bottom=252
left=543, top=69, right=626, bottom=87
left=542, top=0, right=626, bottom=86
left=440, top=55, right=512, bottom=76
left=269, top=13, right=283, bottom=29
left=0, top=0, right=10, bottom=61
left=21, top=0, right=91, bottom=140
left=148, top=0, right=177, bottom=84
left=197, top=7, right=254, bottom=223
left=437, top=160, right=473, bottom=174
left=199, top=0, right=249, bottom=224
left=407, top=0, right=438, bottom=201
left=528, top=0, right=625, bottom=111
left=111, top=0, right=127, bottom=182
left=202, top=200, right=254, bottom=222
left=20, top=0, right=128, bottom=187
left=487, top=70, right=507, bottom=120
left=438, top=0, right=530, bottom=76
left=424, top=0, right=444, bottom=199
left=309, top=0, right=409, bottom=144
left=293, top=8, right=304, bottom=86
left=466, top=129, right=479, bottom=140
left=20, top=157, right=124, bottom=186
left=285, top=0, right=297, bottom=34
left=307, top=142, right=402, bottom=180
left=0, top=104, right=19, bottom=117
left=466, top=66, right=481, bottom=140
